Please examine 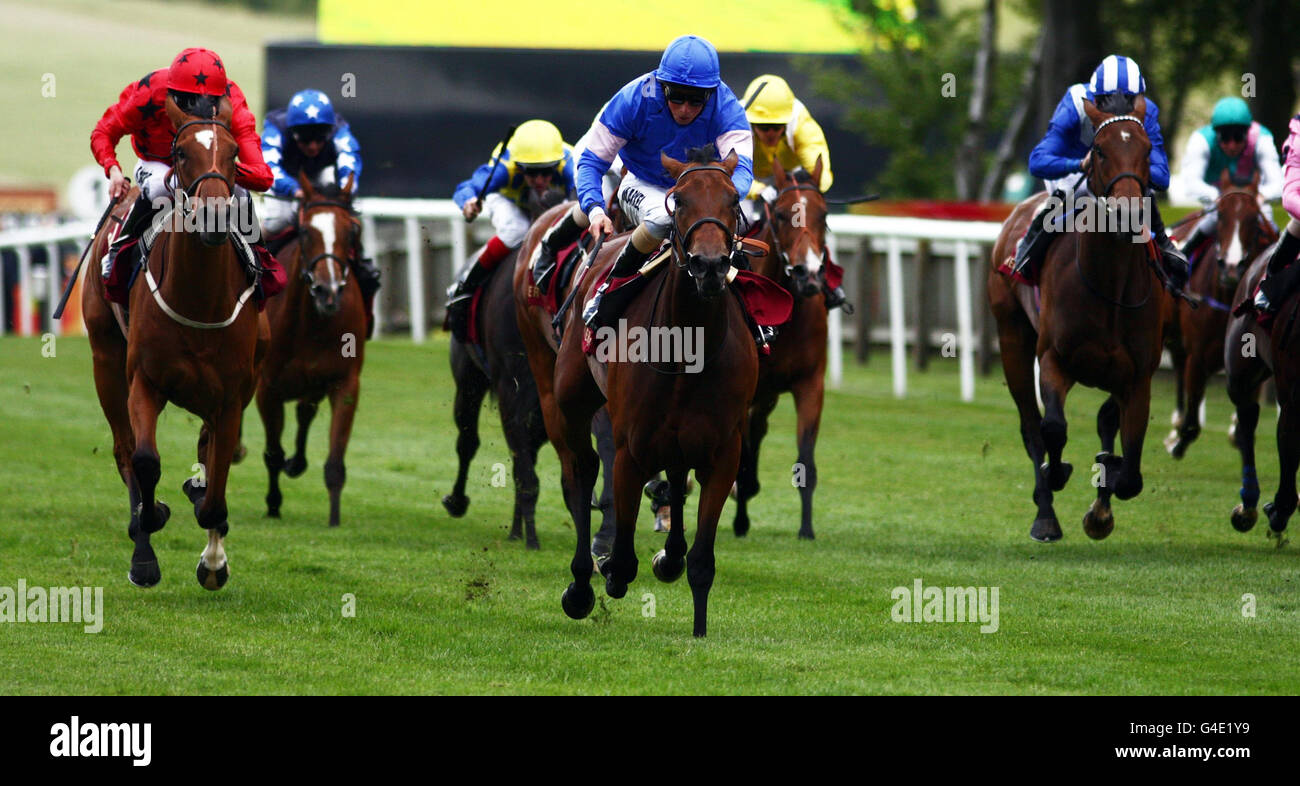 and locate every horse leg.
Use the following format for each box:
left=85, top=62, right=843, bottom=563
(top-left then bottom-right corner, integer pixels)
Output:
left=284, top=399, right=318, bottom=478
left=1164, top=336, right=1187, bottom=453
left=1038, top=350, right=1076, bottom=491
left=791, top=373, right=824, bottom=540
left=652, top=467, right=689, bottom=583
left=1085, top=396, right=1121, bottom=539
left=733, top=389, right=778, bottom=538
left=1111, top=377, right=1154, bottom=509
left=444, top=344, right=489, bottom=518
left=591, top=406, right=617, bottom=557
left=603, top=447, right=649, bottom=599
left=1265, top=397, right=1299, bottom=544
left=193, top=405, right=239, bottom=590
left=1226, top=318, right=1269, bottom=531
left=323, top=373, right=360, bottom=528
left=1169, top=353, right=1207, bottom=459
left=500, top=386, right=543, bottom=549
left=687, top=434, right=743, bottom=637
left=257, top=385, right=287, bottom=517
left=998, top=314, right=1060, bottom=541
left=127, top=374, right=168, bottom=587
left=556, top=416, right=601, bottom=620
